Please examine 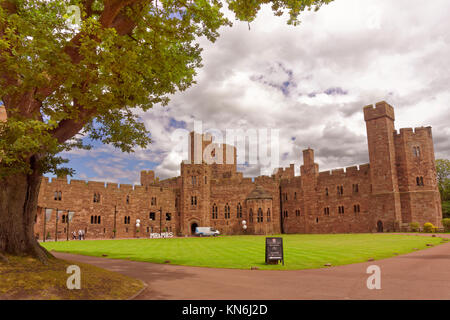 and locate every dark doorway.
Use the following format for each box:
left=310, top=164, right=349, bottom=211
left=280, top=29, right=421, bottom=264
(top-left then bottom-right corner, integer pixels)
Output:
left=191, top=223, right=198, bottom=235
left=377, top=221, right=383, bottom=233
